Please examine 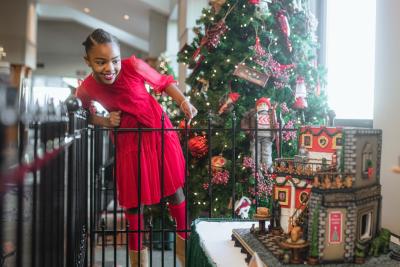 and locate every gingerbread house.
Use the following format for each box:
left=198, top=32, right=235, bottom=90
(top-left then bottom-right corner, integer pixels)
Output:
left=307, top=128, right=382, bottom=262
